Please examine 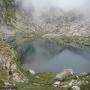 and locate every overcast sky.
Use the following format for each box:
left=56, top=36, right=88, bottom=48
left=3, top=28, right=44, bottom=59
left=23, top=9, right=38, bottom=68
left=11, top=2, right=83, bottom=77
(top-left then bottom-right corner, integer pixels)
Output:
left=16, top=0, right=89, bottom=10
left=15, top=0, right=90, bottom=18
left=32, top=0, right=85, bottom=10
